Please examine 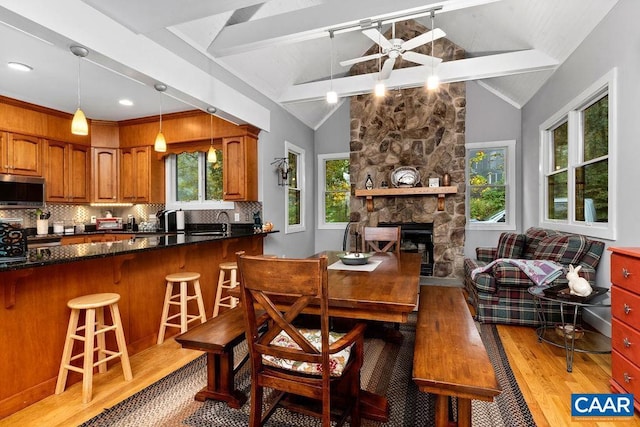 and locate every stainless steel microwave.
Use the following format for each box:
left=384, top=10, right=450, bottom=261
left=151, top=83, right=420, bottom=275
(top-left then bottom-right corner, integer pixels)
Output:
left=0, top=175, right=45, bottom=209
